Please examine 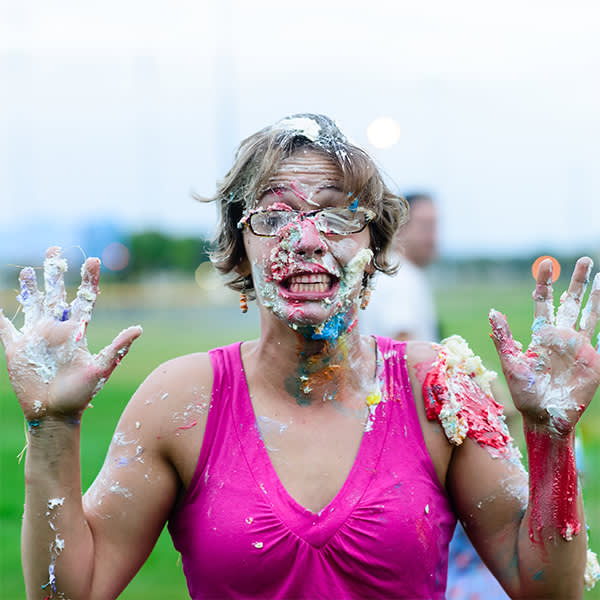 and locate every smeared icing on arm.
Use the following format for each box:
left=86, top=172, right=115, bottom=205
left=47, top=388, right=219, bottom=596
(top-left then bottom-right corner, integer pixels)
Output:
left=484, top=258, right=600, bottom=594
left=423, top=335, right=520, bottom=462
left=423, top=334, right=598, bottom=592
left=526, top=428, right=579, bottom=543
left=423, top=335, right=583, bottom=541
left=524, top=422, right=599, bottom=589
